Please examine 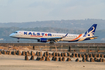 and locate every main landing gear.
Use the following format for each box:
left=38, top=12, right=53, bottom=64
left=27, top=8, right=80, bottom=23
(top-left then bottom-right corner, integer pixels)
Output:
left=50, top=41, right=54, bottom=44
